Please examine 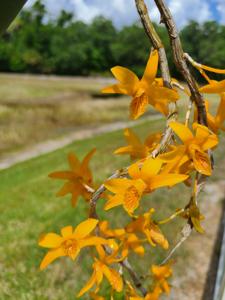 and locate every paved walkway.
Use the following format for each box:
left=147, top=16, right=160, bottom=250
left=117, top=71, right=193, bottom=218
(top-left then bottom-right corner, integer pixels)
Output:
left=0, top=114, right=162, bottom=170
